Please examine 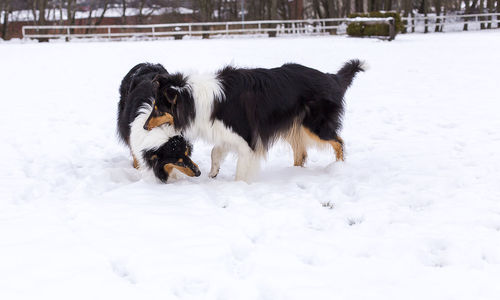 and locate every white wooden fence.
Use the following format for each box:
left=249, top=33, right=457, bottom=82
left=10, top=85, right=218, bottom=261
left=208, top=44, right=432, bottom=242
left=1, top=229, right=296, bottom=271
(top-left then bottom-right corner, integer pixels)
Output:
left=22, top=17, right=394, bottom=41
left=402, top=12, right=500, bottom=33
left=22, top=12, right=499, bottom=41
